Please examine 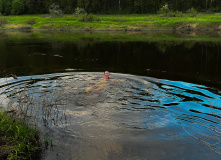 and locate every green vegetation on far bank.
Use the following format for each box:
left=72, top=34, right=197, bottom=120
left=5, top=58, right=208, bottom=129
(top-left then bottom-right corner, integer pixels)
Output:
left=0, top=110, right=41, bottom=159
left=1, top=29, right=221, bottom=47
left=1, top=13, right=221, bottom=31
